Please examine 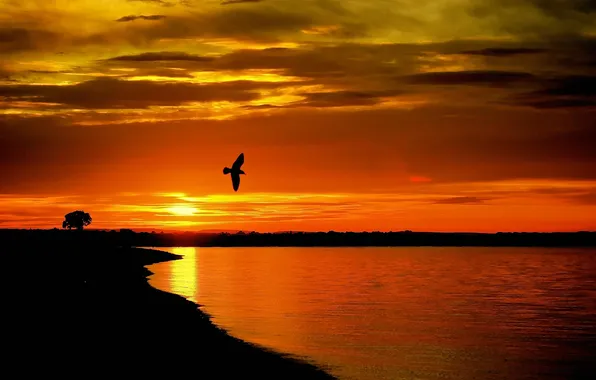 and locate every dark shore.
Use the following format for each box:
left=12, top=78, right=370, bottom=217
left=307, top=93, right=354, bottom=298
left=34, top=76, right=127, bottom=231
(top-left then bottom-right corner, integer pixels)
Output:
left=2, top=228, right=596, bottom=248
left=1, top=243, right=336, bottom=379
